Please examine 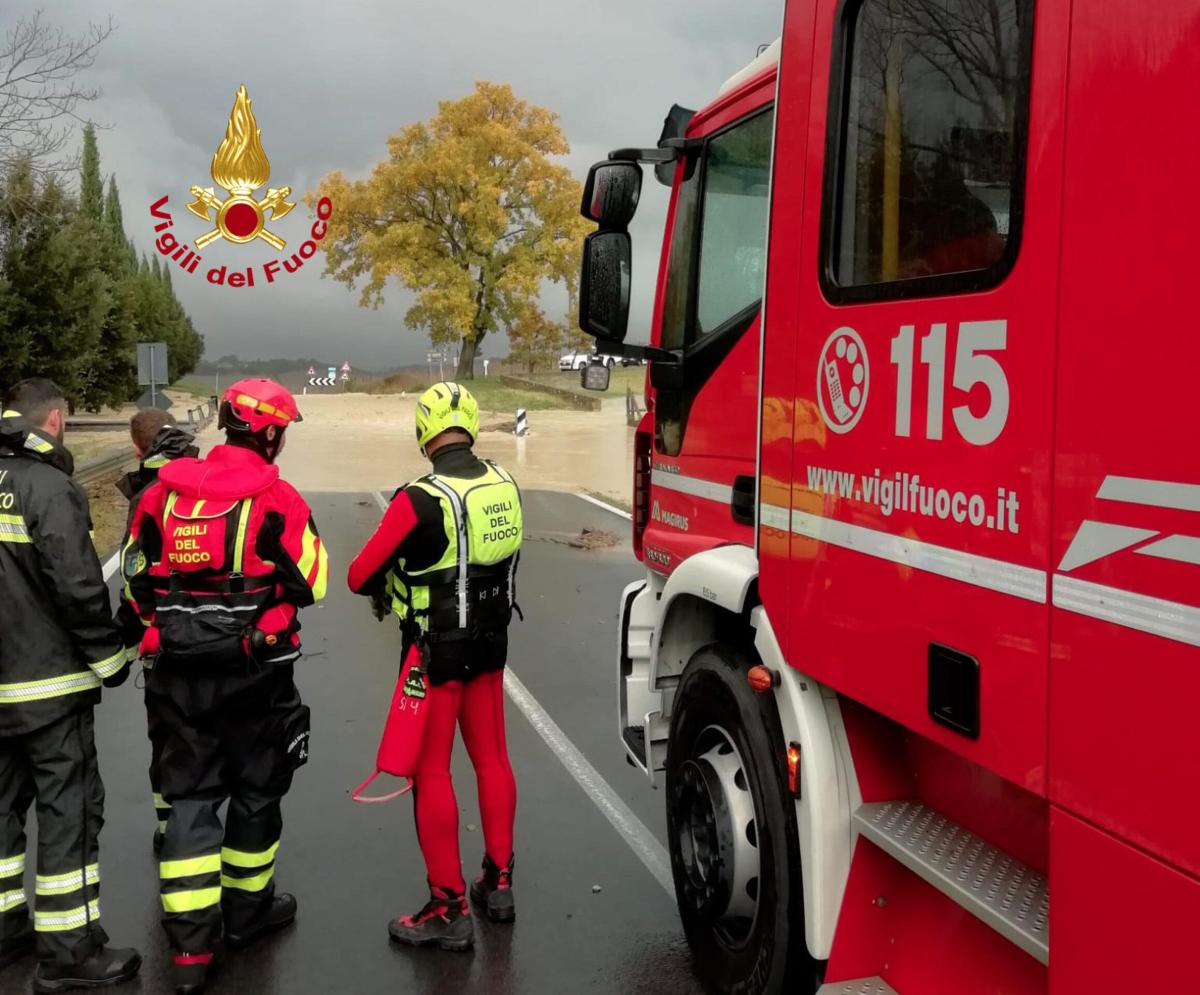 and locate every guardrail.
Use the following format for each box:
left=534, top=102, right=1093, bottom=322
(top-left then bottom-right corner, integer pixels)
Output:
left=76, top=449, right=138, bottom=486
